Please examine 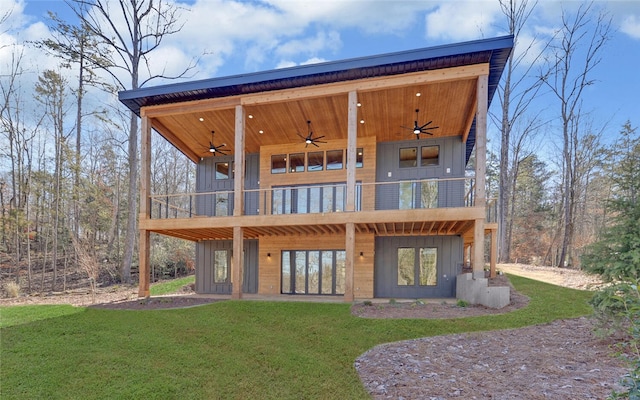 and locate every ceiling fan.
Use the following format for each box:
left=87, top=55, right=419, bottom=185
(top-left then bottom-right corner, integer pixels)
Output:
left=297, top=120, right=326, bottom=147
left=207, top=131, right=229, bottom=155
left=402, top=109, right=439, bottom=138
